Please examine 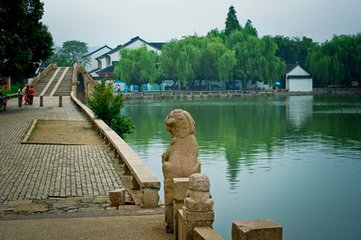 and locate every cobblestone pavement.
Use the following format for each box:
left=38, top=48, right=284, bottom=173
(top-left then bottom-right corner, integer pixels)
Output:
left=0, top=97, right=124, bottom=211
